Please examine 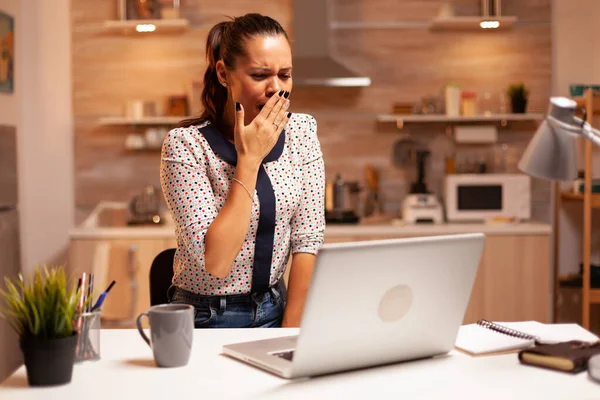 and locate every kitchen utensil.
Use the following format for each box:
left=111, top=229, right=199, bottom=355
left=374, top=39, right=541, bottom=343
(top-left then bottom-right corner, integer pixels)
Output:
left=401, top=193, right=443, bottom=224
left=128, top=185, right=162, bottom=225
left=324, top=174, right=360, bottom=223
left=364, top=164, right=382, bottom=217
left=392, top=137, right=418, bottom=168
left=410, top=149, right=431, bottom=194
